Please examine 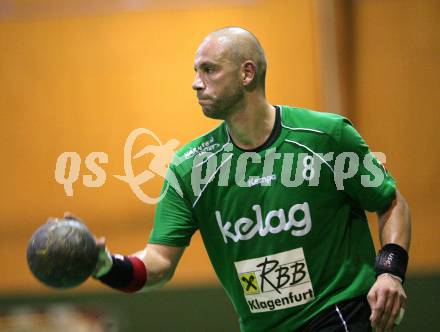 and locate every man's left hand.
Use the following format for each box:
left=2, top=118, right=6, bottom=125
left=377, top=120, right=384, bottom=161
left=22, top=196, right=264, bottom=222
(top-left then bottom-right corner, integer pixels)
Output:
left=367, top=273, right=407, bottom=332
